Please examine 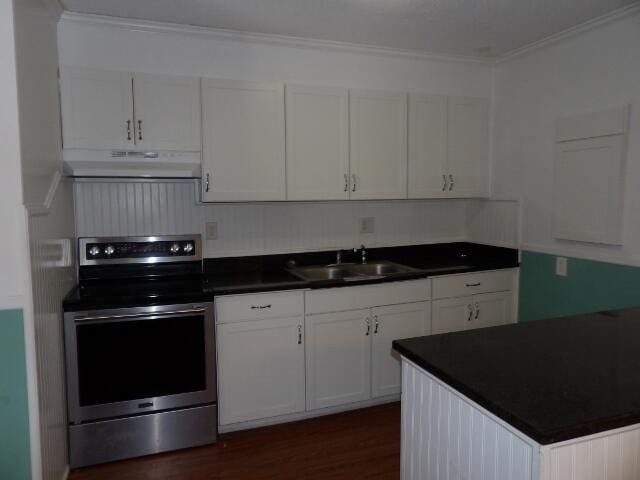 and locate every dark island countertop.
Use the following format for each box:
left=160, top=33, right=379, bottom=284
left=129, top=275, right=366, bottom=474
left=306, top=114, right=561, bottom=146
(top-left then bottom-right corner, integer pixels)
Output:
left=393, top=308, right=640, bottom=445
left=204, top=242, right=518, bottom=295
